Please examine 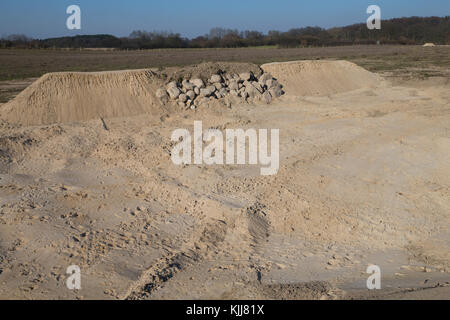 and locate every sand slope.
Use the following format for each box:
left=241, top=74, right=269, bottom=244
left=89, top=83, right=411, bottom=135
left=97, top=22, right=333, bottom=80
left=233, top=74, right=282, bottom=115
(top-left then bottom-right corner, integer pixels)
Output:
left=261, top=60, right=383, bottom=96
left=1, top=61, right=384, bottom=126
left=0, top=69, right=166, bottom=126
